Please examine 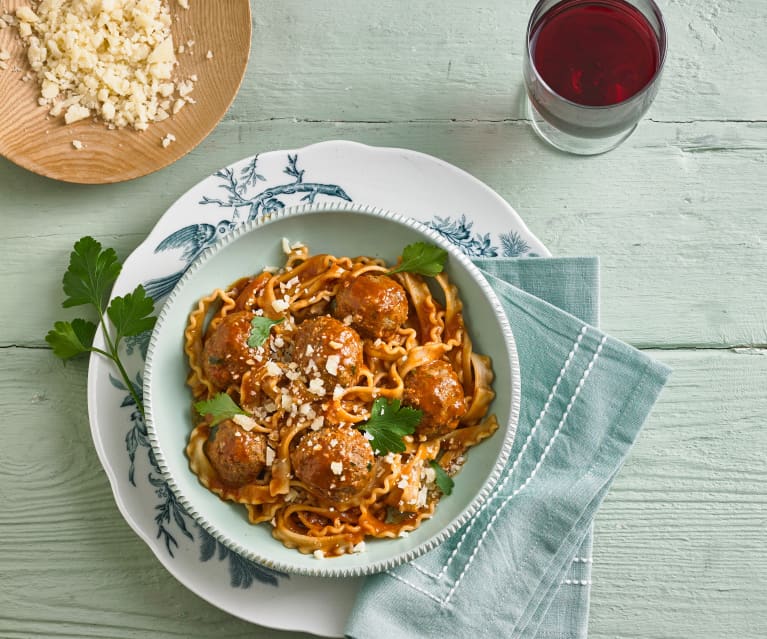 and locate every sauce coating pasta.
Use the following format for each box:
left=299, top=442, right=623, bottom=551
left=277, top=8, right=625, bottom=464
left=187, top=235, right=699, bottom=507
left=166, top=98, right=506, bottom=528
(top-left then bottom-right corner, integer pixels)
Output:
left=184, top=242, right=498, bottom=557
